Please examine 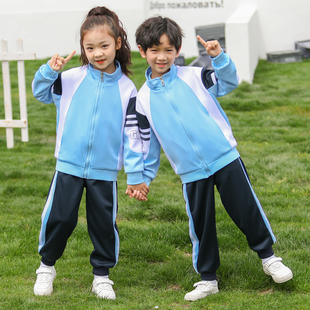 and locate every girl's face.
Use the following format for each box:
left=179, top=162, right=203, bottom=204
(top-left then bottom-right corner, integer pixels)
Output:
left=82, top=25, right=121, bottom=73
